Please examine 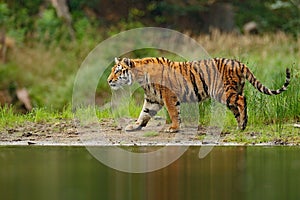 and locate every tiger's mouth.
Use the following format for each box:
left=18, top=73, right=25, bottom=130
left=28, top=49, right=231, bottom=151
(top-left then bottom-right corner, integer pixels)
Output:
left=109, top=82, right=120, bottom=90
left=108, top=78, right=120, bottom=90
